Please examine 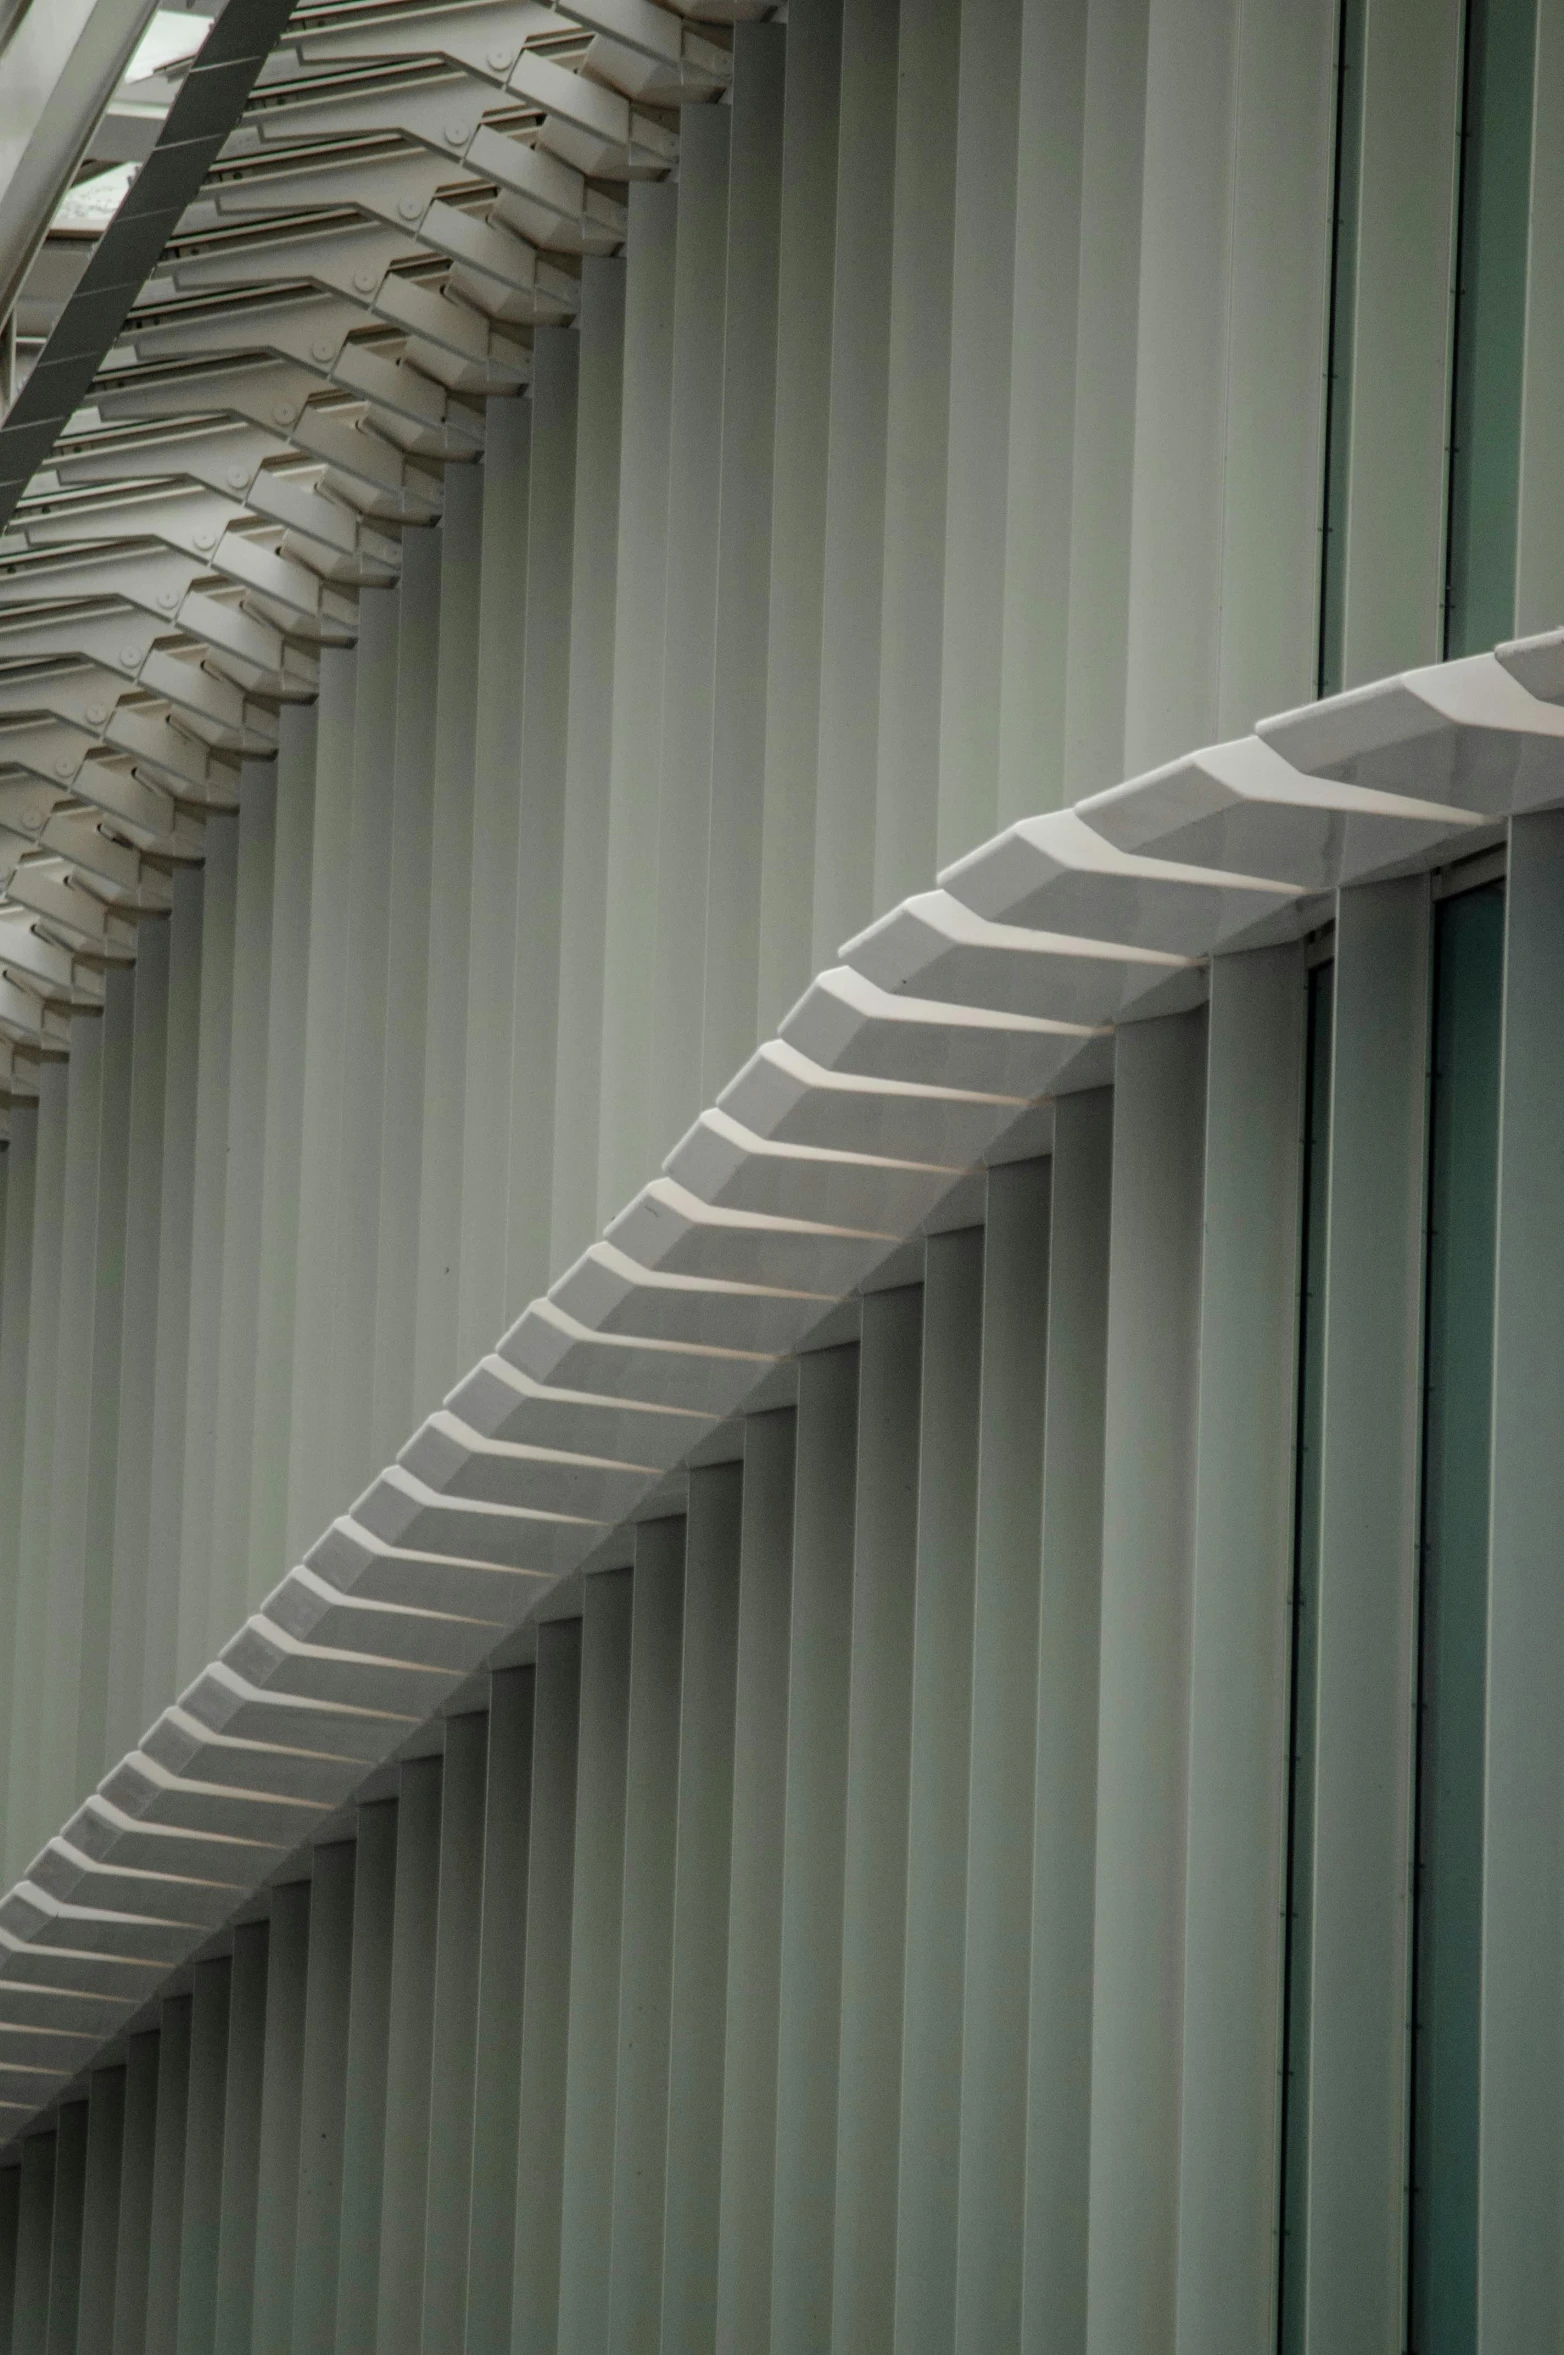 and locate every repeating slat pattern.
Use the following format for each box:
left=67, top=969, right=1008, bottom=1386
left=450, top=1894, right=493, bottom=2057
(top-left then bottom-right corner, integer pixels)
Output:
left=0, top=1158, right=1199, bottom=2354
left=0, top=0, right=1558, bottom=1905
left=0, top=0, right=1563, bottom=2343
left=0, top=800, right=1539, bottom=2351
left=0, top=598, right=1562, bottom=2340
